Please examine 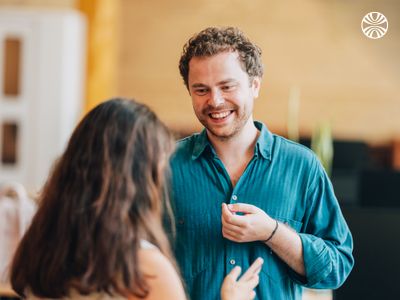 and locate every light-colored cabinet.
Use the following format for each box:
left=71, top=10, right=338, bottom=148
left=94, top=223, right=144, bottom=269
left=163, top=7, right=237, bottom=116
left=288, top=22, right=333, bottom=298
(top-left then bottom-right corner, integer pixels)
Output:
left=0, top=8, right=86, bottom=192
